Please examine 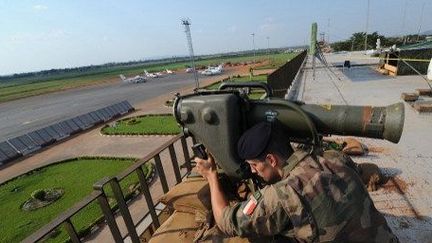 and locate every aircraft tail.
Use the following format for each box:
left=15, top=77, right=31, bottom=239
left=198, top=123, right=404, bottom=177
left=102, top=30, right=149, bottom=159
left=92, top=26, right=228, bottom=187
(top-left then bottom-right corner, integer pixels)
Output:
left=119, top=74, right=126, bottom=81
